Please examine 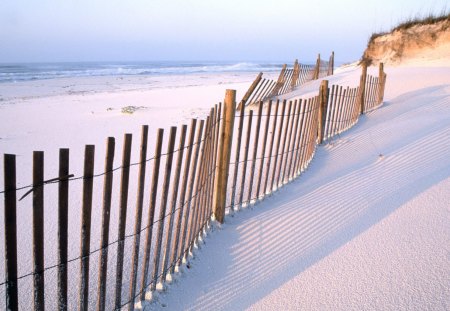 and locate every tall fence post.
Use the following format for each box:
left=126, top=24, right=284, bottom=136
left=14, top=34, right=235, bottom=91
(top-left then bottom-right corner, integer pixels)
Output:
left=329, top=51, right=335, bottom=75
left=4, top=154, right=19, bottom=311
left=314, top=54, right=321, bottom=80
left=318, top=80, right=329, bottom=144
left=359, top=62, right=368, bottom=114
left=378, top=62, right=385, bottom=104
left=213, top=89, right=236, bottom=223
